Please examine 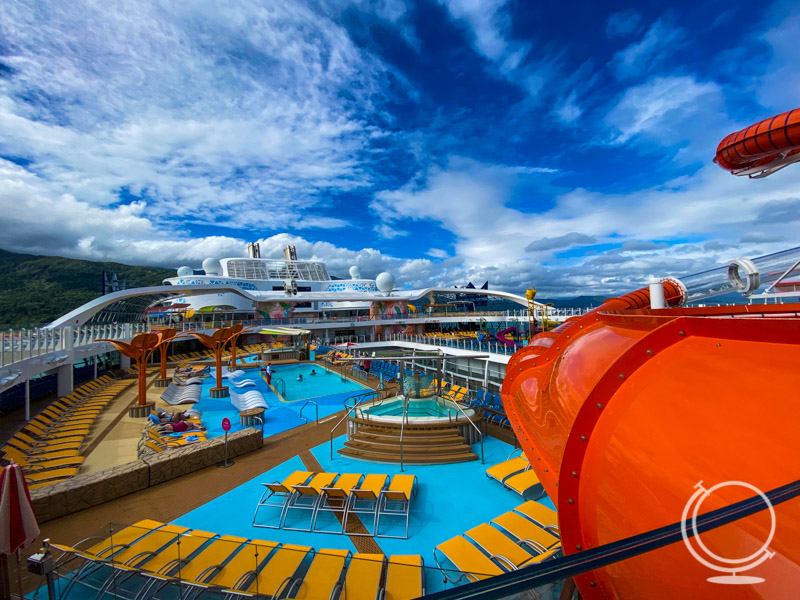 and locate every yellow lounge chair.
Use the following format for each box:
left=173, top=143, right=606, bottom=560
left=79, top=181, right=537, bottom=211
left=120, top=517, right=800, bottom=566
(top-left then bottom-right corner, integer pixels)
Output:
left=232, top=543, right=312, bottom=598
left=315, top=473, right=364, bottom=533
left=2, top=446, right=84, bottom=469
left=384, top=555, right=425, bottom=600
left=2, top=442, right=80, bottom=461
left=284, top=549, right=350, bottom=600
left=345, top=474, right=388, bottom=536
left=340, top=554, right=385, bottom=600
left=514, top=501, right=560, bottom=537
left=464, top=523, right=560, bottom=570
left=502, top=469, right=545, bottom=500
left=185, top=539, right=278, bottom=594
left=10, top=432, right=83, bottom=452
left=376, top=474, right=417, bottom=539
left=283, top=472, right=340, bottom=531
left=95, top=529, right=217, bottom=598
left=252, top=471, right=314, bottom=529
left=24, top=422, right=89, bottom=441
left=486, top=456, right=530, bottom=484
left=24, top=465, right=80, bottom=484
left=433, top=535, right=504, bottom=583
left=492, top=511, right=560, bottom=554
